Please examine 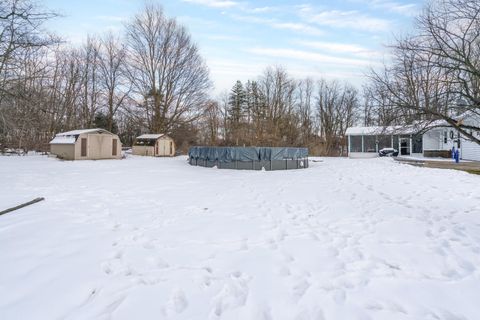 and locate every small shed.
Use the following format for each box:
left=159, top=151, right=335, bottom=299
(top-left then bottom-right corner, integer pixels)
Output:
left=49, top=128, right=122, bottom=160
left=132, top=134, right=175, bottom=157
